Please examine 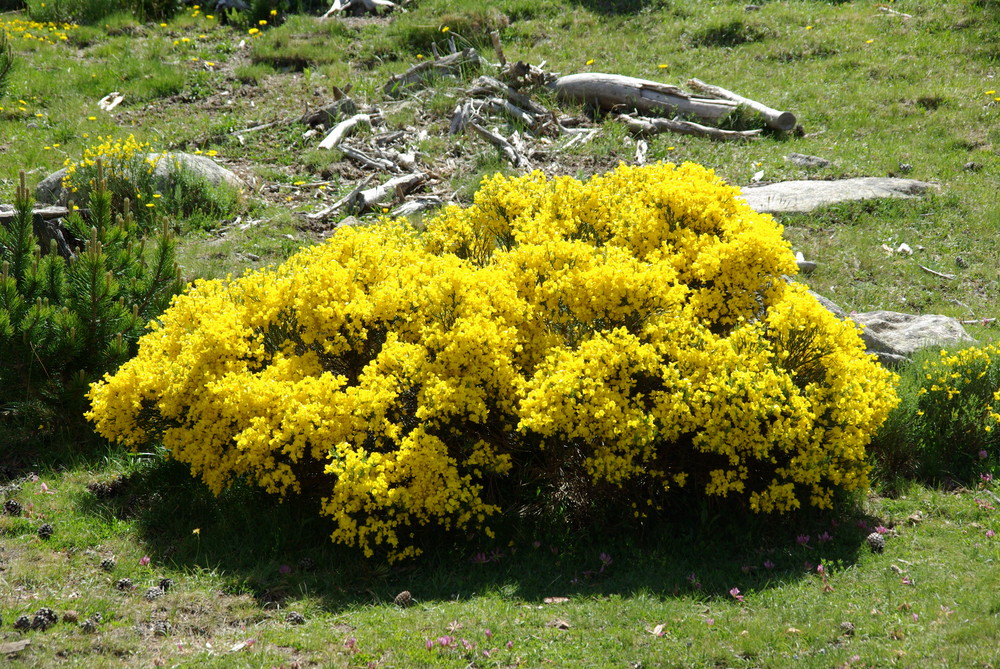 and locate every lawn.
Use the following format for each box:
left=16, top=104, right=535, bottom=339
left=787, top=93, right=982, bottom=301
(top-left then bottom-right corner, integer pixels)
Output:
left=2, top=0, right=1000, bottom=666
